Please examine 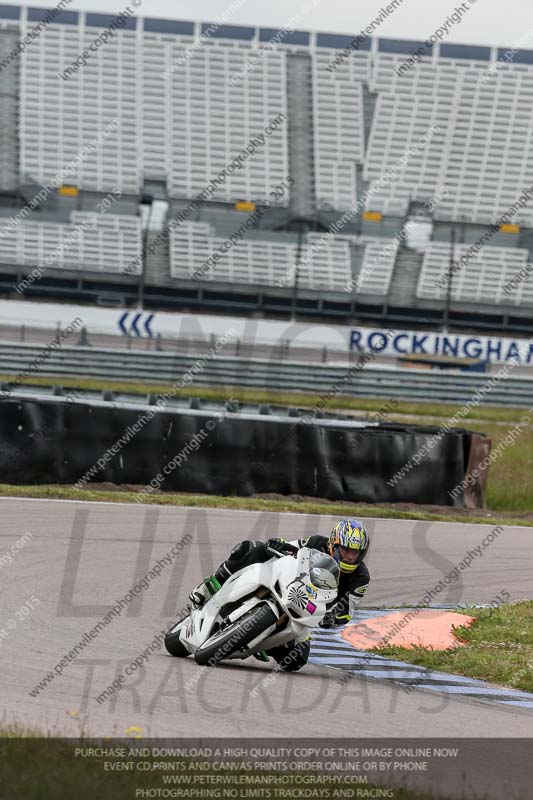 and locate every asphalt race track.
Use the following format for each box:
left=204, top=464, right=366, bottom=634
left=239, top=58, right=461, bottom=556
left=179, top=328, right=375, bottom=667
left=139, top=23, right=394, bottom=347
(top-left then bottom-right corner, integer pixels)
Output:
left=1, top=497, right=532, bottom=798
